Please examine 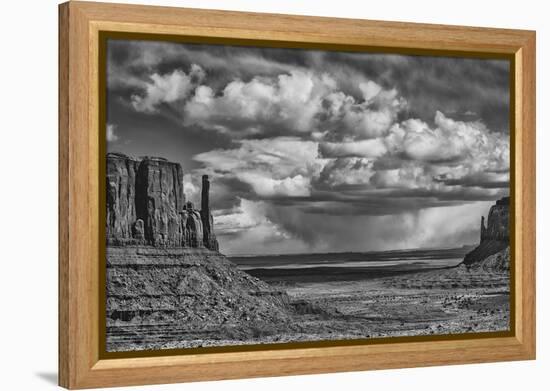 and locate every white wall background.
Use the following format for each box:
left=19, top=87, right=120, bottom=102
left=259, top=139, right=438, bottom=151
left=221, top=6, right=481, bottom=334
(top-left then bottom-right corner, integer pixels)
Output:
left=0, top=0, right=546, bottom=389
